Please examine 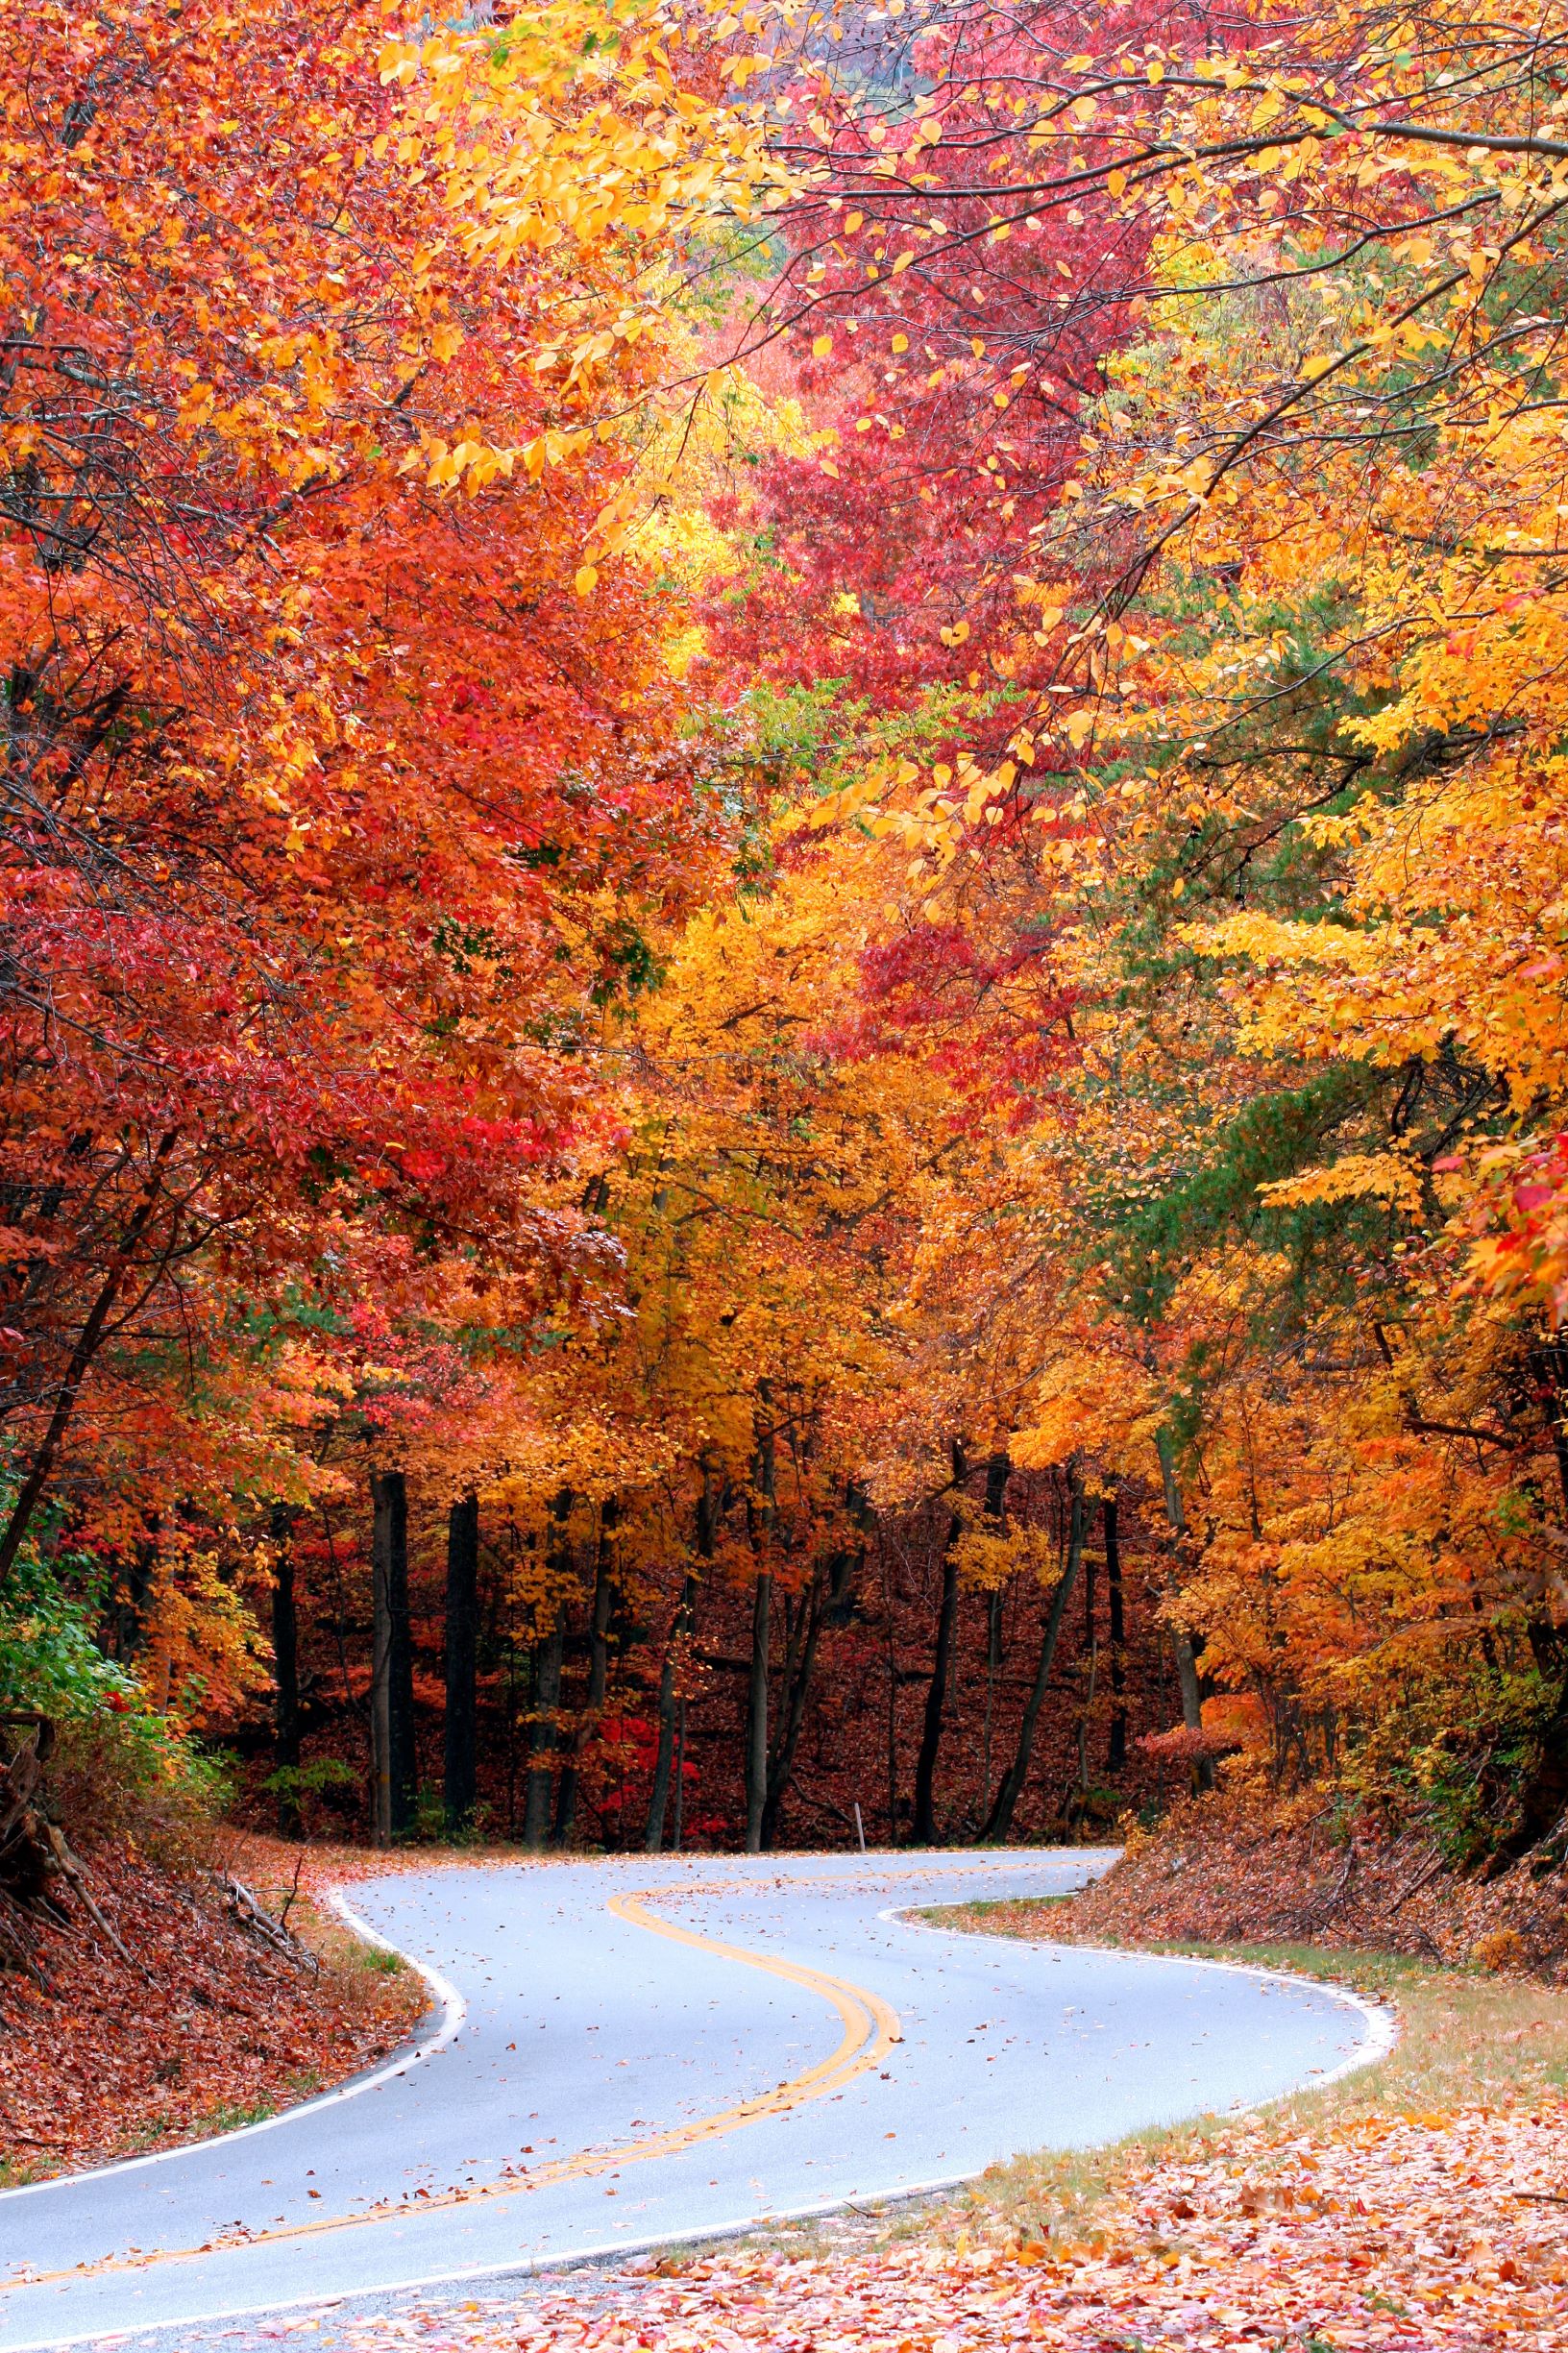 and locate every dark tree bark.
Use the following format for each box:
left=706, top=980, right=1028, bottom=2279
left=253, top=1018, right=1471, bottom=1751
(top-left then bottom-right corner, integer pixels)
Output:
left=647, top=1570, right=698, bottom=1852
left=746, top=1569, right=772, bottom=1853
left=761, top=1566, right=827, bottom=1848
left=828, top=1481, right=872, bottom=1624
left=913, top=1441, right=969, bottom=1845
left=746, top=1400, right=776, bottom=1855
left=647, top=1471, right=718, bottom=1851
left=673, top=1699, right=687, bottom=1850
left=271, top=1504, right=301, bottom=1839
left=524, top=1487, right=573, bottom=1851
left=974, top=1457, right=1010, bottom=1822
left=983, top=1470, right=1085, bottom=1841
left=556, top=1497, right=618, bottom=1847
left=1104, top=1492, right=1128, bottom=1771
left=884, top=1548, right=900, bottom=1840
left=0, top=1132, right=178, bottom=1591
left=370, top=1468, right=415, bottom=1845
left=1157, top=1428, right=1213, bottom=1791
left=523, top=1611, right=564, bottom=1851
left=444, top=1491, right=479, bottom=1834
left=981, top=1585, right=1002, bottom=1815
